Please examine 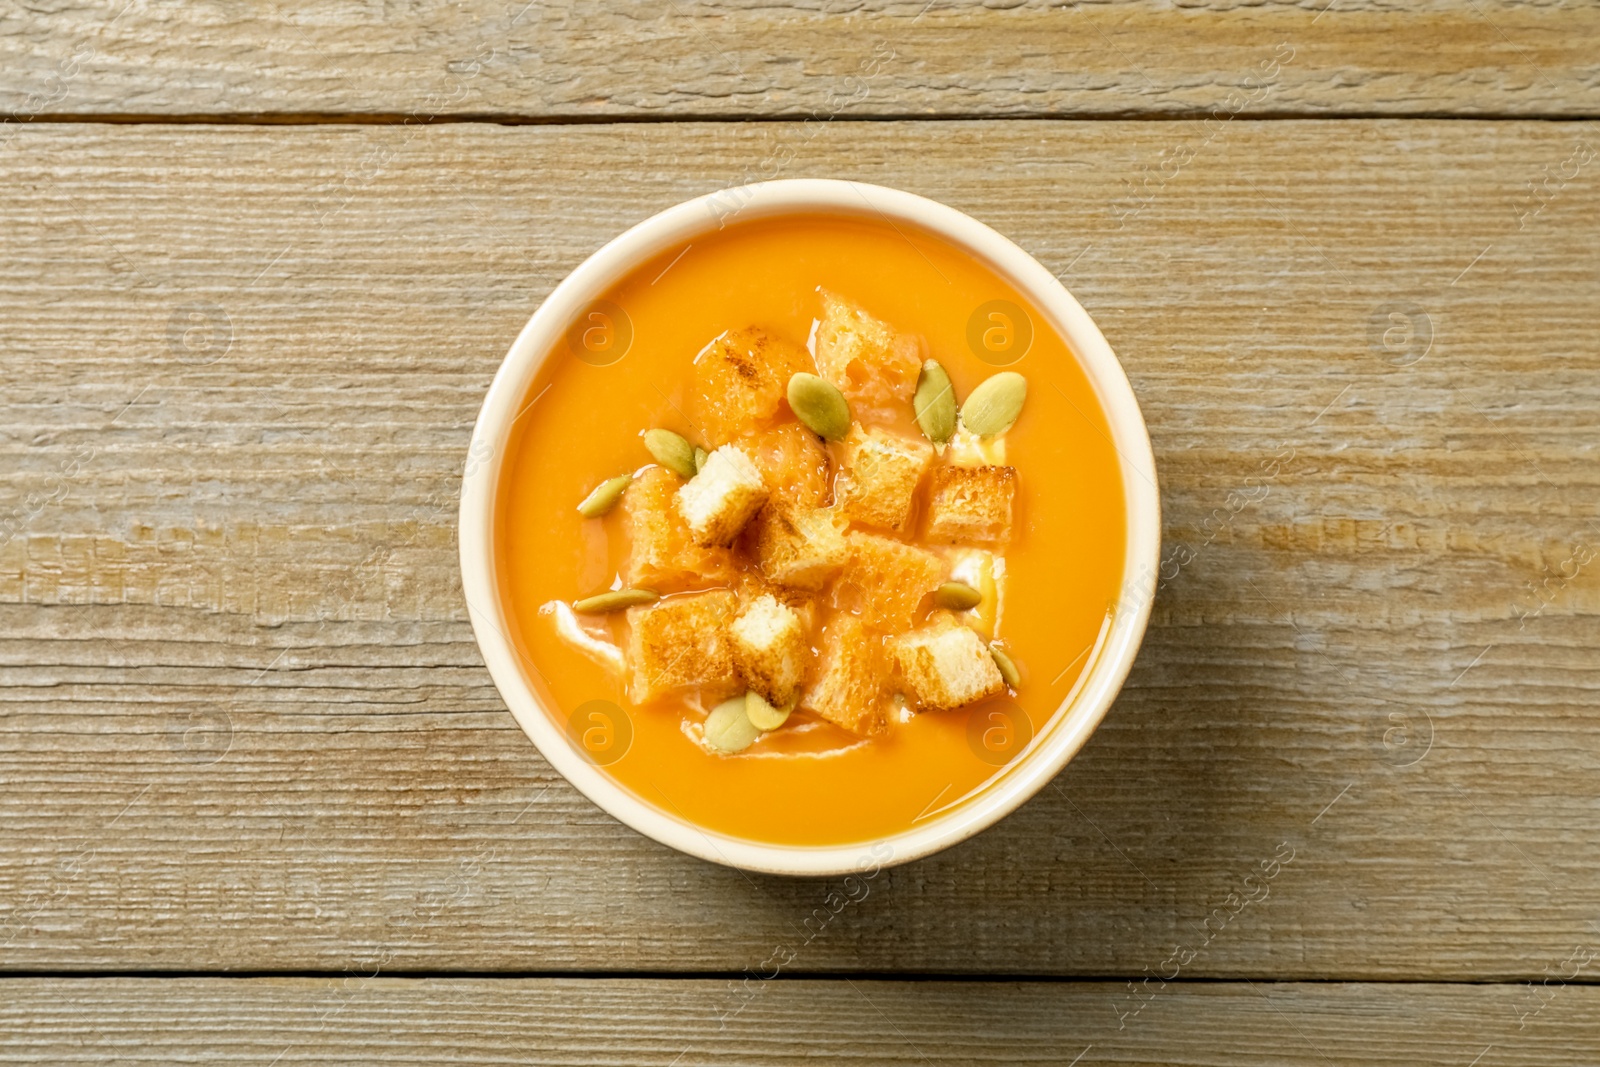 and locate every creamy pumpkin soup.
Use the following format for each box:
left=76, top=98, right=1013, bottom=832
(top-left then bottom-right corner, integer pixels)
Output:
left=496, top=214, right=1124, bottom=846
